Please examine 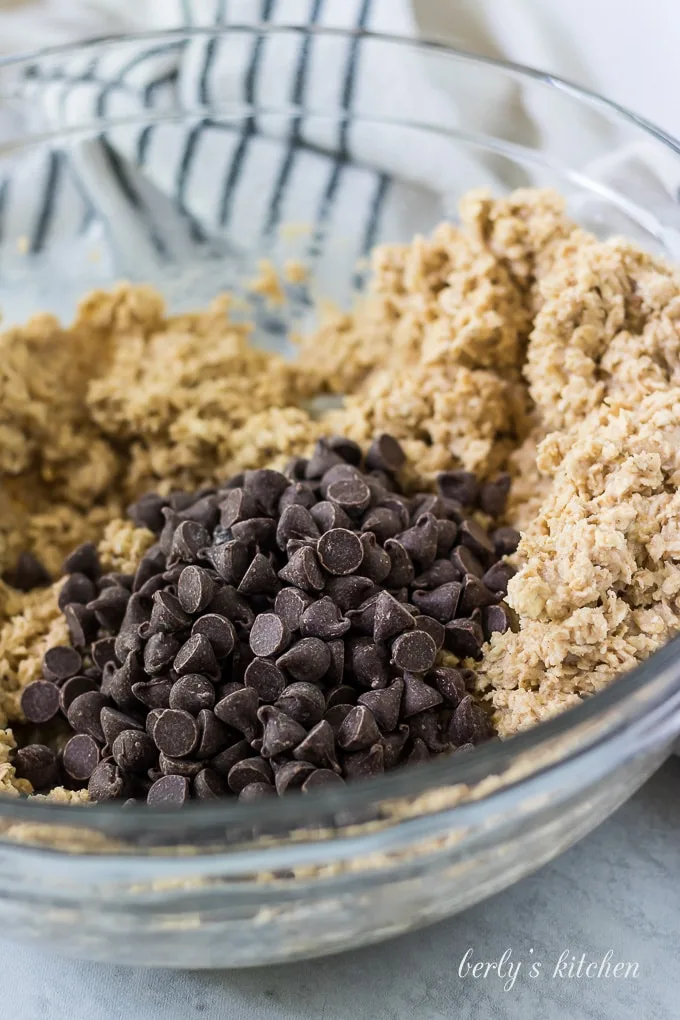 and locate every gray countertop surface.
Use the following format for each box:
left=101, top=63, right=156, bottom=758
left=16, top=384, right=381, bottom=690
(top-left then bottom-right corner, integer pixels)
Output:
left=3, top=755, right=679, bottom=1020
